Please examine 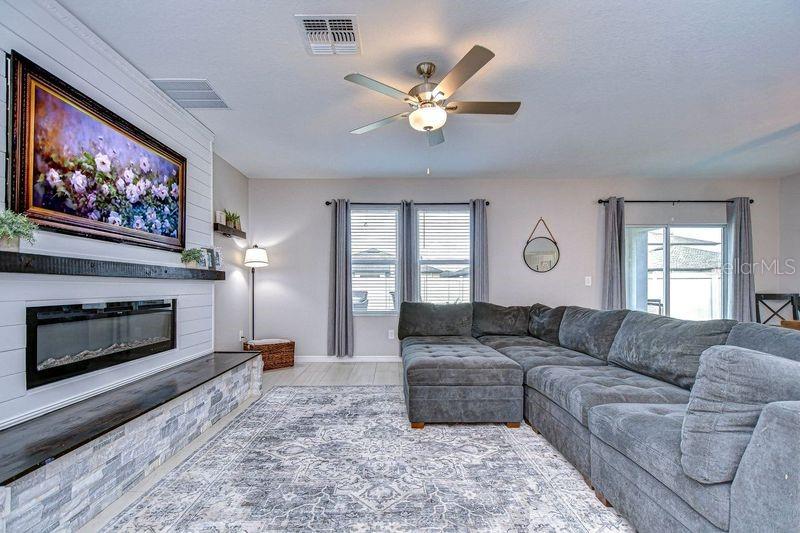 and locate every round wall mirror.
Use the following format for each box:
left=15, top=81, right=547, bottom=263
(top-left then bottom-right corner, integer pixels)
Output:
left=523, top=237, right=560, bottom=272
